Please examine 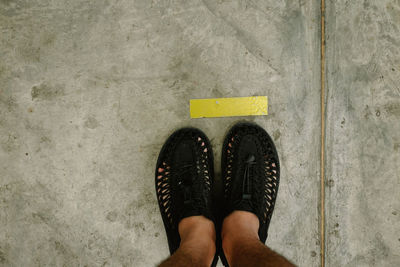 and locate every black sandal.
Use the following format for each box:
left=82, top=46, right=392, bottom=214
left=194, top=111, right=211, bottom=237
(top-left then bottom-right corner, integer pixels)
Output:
left=219, top=122, right=280, bottom=266
left=155, top=128, right=218, bottom=267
